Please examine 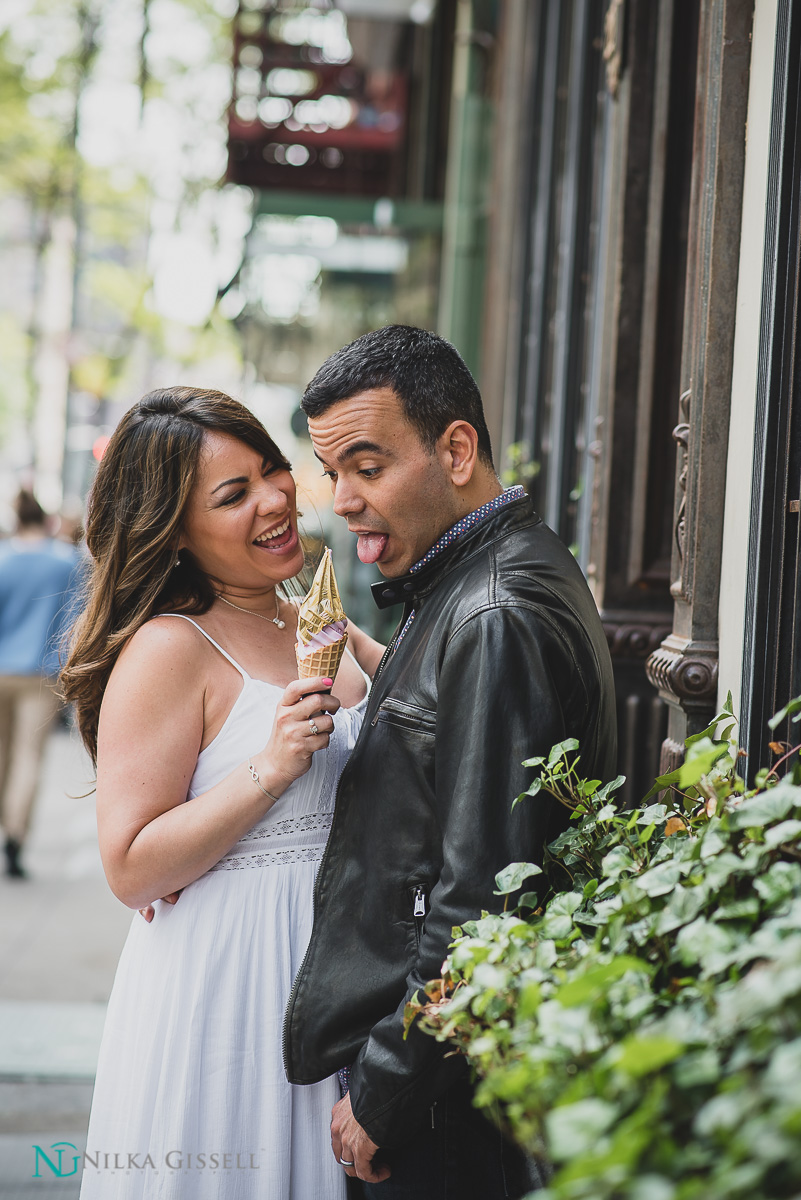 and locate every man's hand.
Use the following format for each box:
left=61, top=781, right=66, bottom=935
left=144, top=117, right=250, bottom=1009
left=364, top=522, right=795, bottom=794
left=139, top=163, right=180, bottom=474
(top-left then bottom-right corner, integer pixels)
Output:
left=331, top=1092, right=390, bottom=1183
left=138, top=891, right=181, bottom=922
